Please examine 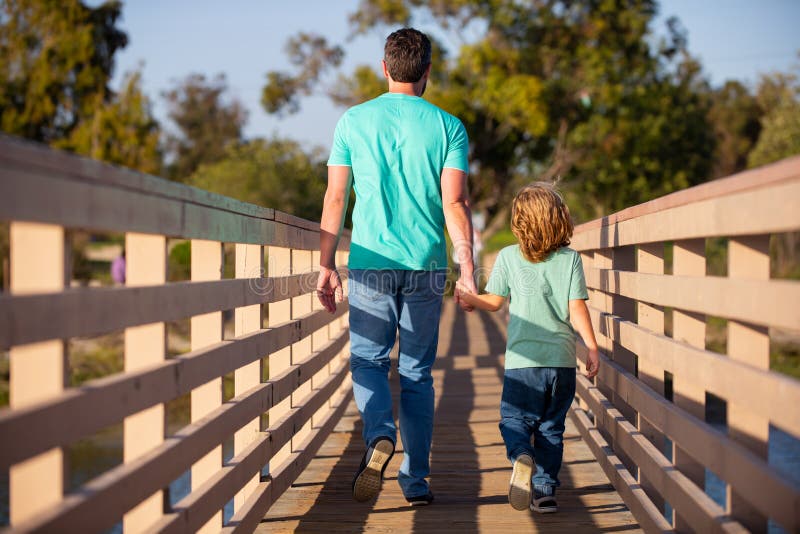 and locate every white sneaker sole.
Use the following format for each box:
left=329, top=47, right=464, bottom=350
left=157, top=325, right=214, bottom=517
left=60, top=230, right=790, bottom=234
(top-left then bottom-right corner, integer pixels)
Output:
left=353, top=440, right=394, bottom=502
left=508, top=455, right=534, bottom=511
